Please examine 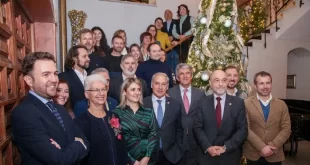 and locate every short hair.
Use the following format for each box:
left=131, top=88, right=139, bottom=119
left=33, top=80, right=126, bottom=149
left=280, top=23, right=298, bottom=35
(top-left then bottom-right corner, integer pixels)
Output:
left=121, top=54, right=136, bottom=64
left=175, top=63, right=193, bottom=76
left=151, top=72, right=169, bottom=84
left=64, top=45, right=88, bottom=70
left=113, top=29, right=126, bottom=42
left=140, top=32, right=152, bottom=44
left=118, top=78, right=143, bottom=109
left=84, top=74, right=107, bottom=90
left=22, top=52, right=56, bottom=76
left=78, top=28, right=93, bottom=39
left=253, top=71, right=272, bottom=85
left=91, top=68, right=109, bottom=75
left=112, top=35, right=124, bottom=43
left=177, top=4, right=190, bottom=17
left=155, top=17, right=164, bottom=23
left=224, top=65, right=239, bottom=73
left=147, top=42, right=160, bottom=52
